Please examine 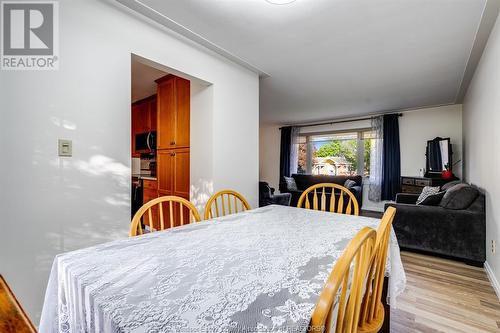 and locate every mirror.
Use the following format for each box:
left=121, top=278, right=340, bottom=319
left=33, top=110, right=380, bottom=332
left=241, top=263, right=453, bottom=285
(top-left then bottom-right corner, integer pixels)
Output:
left=425, top=137, right=452, bottom=174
